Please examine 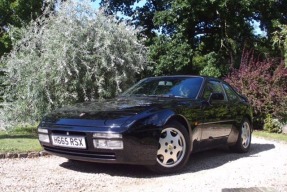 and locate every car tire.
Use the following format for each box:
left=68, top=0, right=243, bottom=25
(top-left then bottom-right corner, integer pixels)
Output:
left=230, top=118, right=252, bottom=153
left=148, top=121, right=191, bottom=174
